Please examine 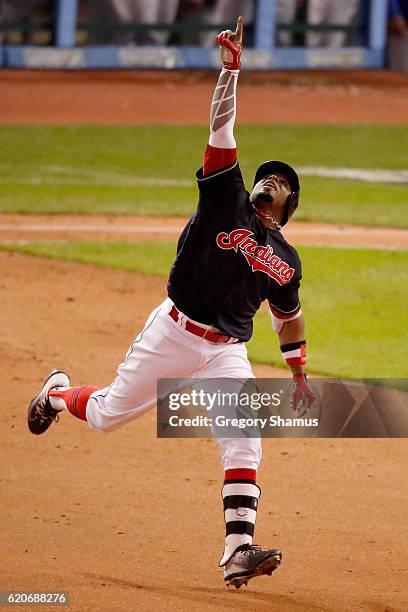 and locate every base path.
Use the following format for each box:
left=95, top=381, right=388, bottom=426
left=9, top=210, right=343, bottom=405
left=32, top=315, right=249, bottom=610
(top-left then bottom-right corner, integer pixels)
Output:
left=1, top=250, right=407, bottom=611
left=1, top=69, right=408, bottom=125
left=1, top=214, right=407, bottom=249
